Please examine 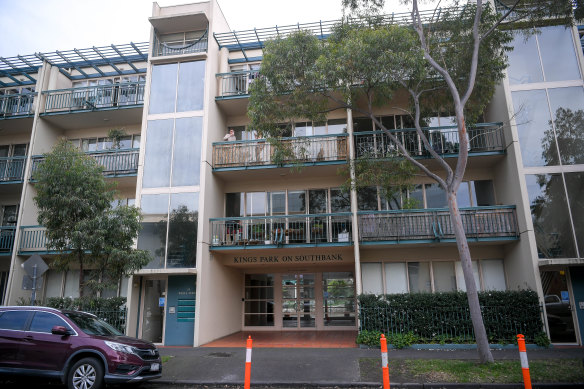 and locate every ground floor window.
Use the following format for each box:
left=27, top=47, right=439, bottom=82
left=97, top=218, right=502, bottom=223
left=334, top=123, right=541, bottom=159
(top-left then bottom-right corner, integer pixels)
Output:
left=361, top=259, right=506, bottom=295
